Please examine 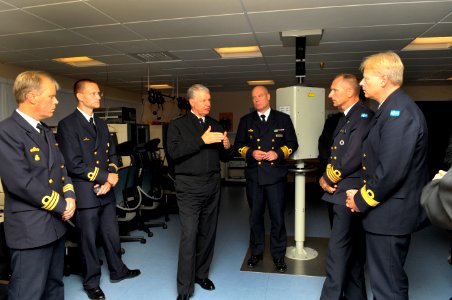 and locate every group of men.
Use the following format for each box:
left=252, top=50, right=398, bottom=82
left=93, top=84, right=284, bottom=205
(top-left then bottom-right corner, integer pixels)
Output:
left=0, top=74, right=140, bottom=300
left=0, top=49, right=436, bottom=300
